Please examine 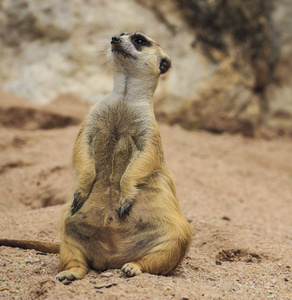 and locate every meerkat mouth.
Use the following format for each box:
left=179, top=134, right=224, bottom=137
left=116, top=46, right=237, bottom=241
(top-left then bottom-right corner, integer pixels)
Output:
left=111, top=47, right=137, bottom=60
